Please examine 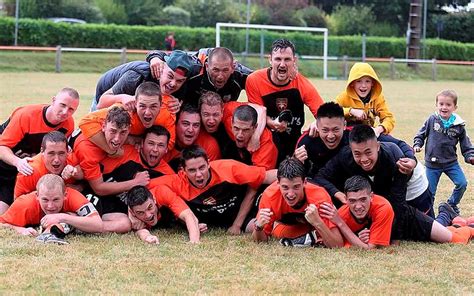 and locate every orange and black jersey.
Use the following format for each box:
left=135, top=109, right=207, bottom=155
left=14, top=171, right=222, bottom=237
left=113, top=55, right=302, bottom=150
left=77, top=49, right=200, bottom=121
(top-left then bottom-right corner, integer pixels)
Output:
left=258, top=182, right=336, bottom=238
left=146, top=48, right=251, bottom=107
left=338, top=194, right=394, bottom=247
left=222, top=102, right=278, bottom=170
left=163, top=131, right=221, bottom=172
left=0, top=104, right=75, bottom=176
left=101, top=144, right=174, bottom=182
left=148, top=159, right=266, bottom=226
